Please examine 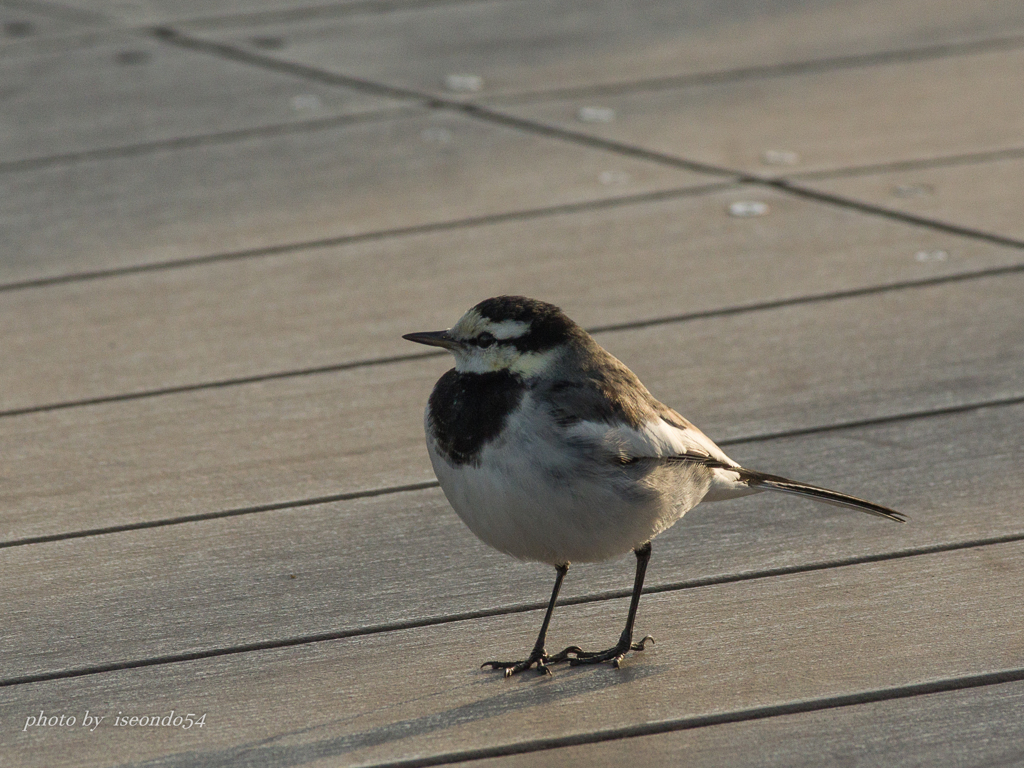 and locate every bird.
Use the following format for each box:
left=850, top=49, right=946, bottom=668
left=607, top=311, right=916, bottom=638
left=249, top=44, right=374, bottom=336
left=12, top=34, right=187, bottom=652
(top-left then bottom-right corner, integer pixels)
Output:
left=404, top=296, right=905, bottom=676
